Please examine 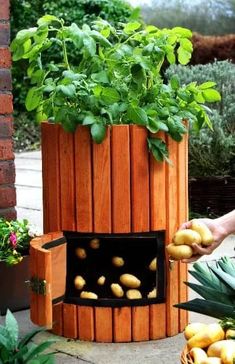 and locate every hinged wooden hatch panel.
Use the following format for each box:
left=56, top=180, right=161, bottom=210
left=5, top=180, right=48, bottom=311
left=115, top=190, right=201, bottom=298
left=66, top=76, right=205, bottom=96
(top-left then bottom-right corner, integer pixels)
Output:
left=30, top=232, right=67, bottom=328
